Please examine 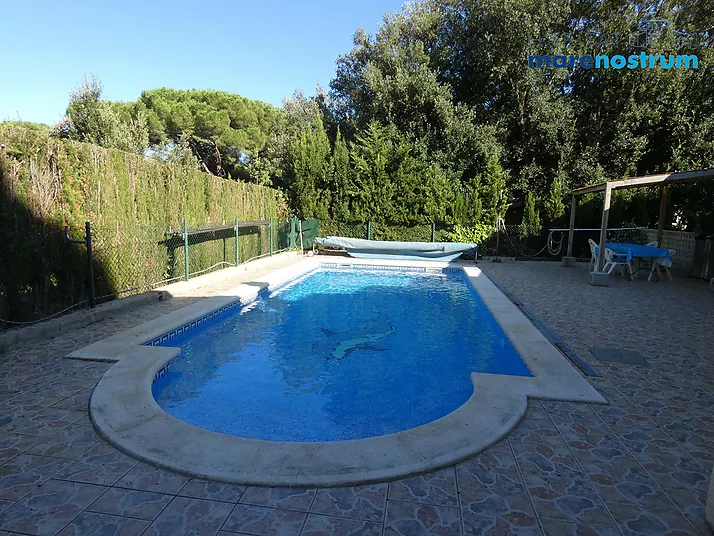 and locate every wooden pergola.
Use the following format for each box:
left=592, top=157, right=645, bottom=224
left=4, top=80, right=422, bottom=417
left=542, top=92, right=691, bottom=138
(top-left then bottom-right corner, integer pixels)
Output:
left=565, top=168, right=714, bottom=272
